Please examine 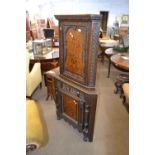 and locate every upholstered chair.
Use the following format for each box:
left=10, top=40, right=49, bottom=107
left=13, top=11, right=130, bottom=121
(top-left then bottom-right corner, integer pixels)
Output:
left=26, top=99, right=48, bottom=152
left=26, top=50, right=42, bottom=98
left=113, top=34, right=129, bottom=52
left=122, top=83, right=129, bottom=112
